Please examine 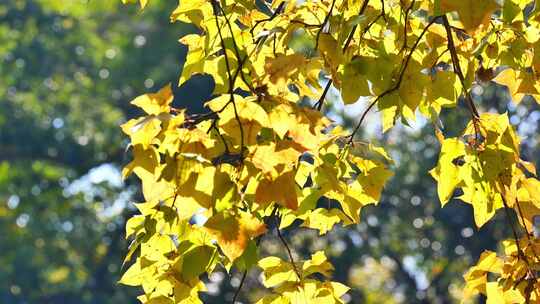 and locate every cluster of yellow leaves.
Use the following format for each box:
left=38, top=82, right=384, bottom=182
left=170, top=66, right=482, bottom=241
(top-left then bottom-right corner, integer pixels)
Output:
left=119, top=1, right=397, bottom=302
left=431, top=113, right=540, bottom=302
left=119, top=85, right=390, bottom=302
left=463, top=238, right=540, bottom=303
left=430, top=113, right=539, bottom=227
left=257, top=251, right=349, bottom=304
left=430, top=0, right=540, bottom=106
left=121, top=197, right=218, bottom=303
left=426, top=1, right=540, bottom=302
left=483, top=1, right=540, bottom=105
left=119, top=0, right=540, bottom=302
